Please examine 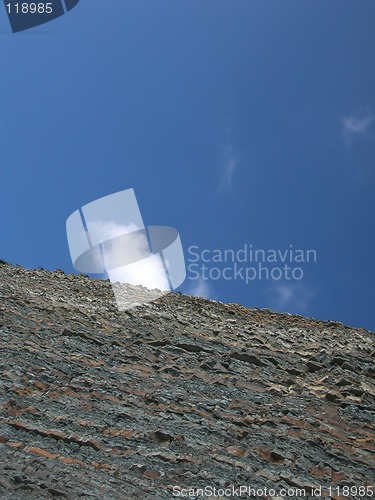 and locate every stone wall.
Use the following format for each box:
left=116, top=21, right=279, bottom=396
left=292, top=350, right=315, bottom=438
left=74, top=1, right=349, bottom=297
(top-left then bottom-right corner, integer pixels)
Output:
left=0, top=262, right=374, bottom=499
